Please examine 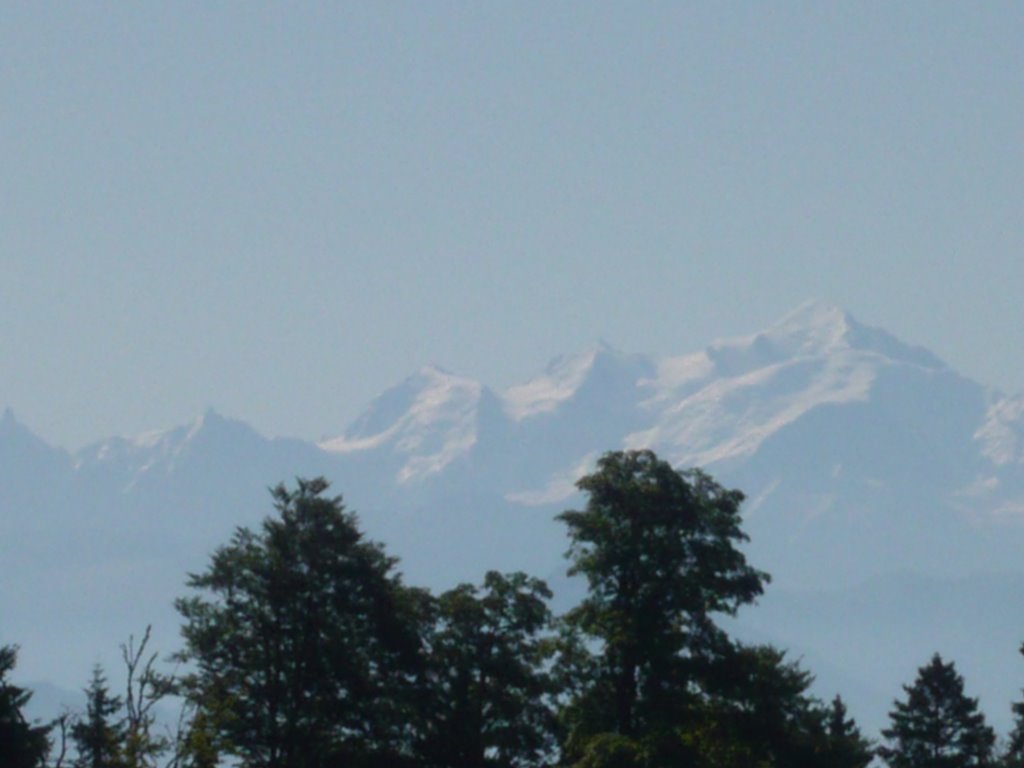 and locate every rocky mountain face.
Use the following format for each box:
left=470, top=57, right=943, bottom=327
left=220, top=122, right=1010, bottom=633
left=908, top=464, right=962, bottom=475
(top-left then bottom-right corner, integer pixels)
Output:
left=5, top=300, right=1024, bottom=734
